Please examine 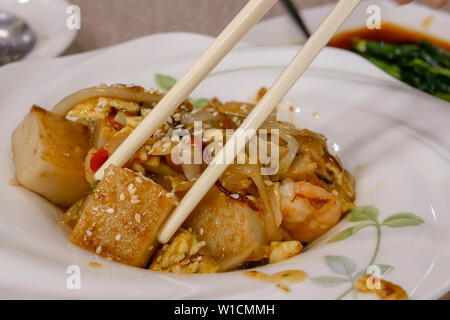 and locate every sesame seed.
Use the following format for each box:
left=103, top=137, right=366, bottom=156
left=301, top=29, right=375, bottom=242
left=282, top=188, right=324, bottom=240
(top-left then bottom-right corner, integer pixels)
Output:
left=128, top=184, right=135, bottom=192
left=136, top=177, right=142, bottom=184
left=135, top=214, right=141, bottom=223
left=129, top=188, right=136, bottom=195
left=230, top=193, right=240, bottom=199
left=86, top=230, right=92, bottom=237
left=131, top=199, right=141, bottom=204
left=199, top=228, right=204, bottom=236
left=166, top=192, right=174, bottom=198
left=106, top=208, right=114, bottom=214
left=96, top=246, right=102, bottom=254
left=115, top=234, right=121, bottom=241
left=119, top=193, right=125, bottom=201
